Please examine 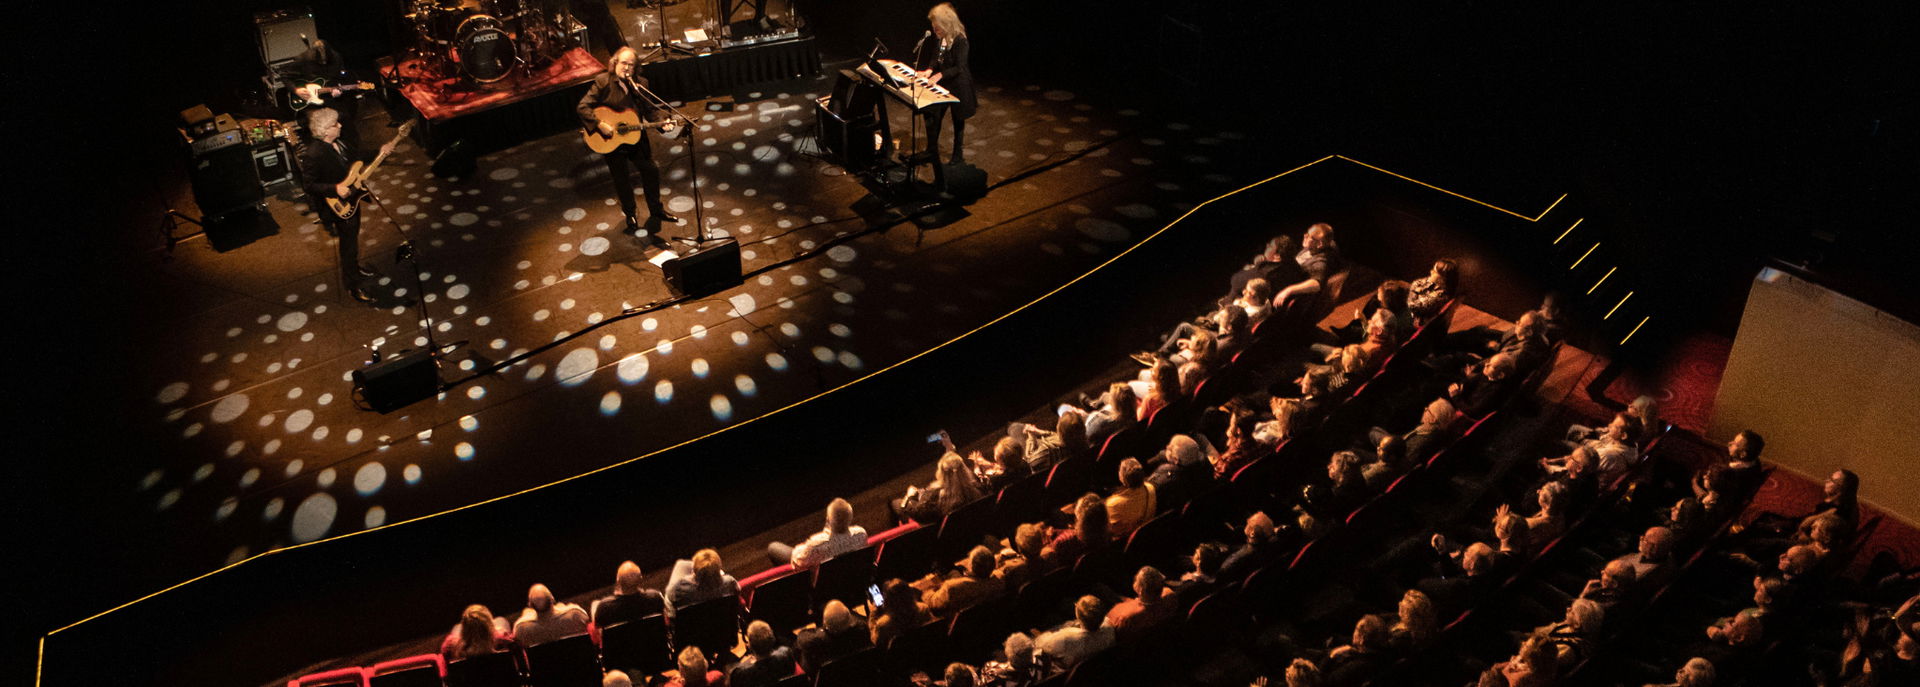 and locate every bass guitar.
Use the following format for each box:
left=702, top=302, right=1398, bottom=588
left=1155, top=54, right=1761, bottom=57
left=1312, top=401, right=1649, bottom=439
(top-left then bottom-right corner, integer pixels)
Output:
left=582, top=105, right=685, bottom=154
left=324, top=119, right=418, bottom=221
